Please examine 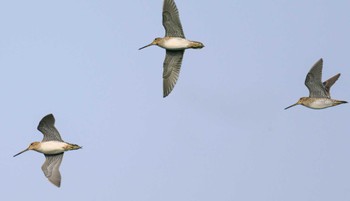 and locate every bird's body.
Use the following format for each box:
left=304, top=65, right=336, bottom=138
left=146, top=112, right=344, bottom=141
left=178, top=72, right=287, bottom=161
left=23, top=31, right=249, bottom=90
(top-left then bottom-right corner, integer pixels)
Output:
left=139, top=0, right=204, bottom=97
left=293, top=97, right=346, bottom=109
left=30, top=141, right=80, bottom=155
left=14, top=114, right=81, bottom=187
left=155, top=37, right=202, bottom=50
left=285, top=58, right=347, bottom=110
